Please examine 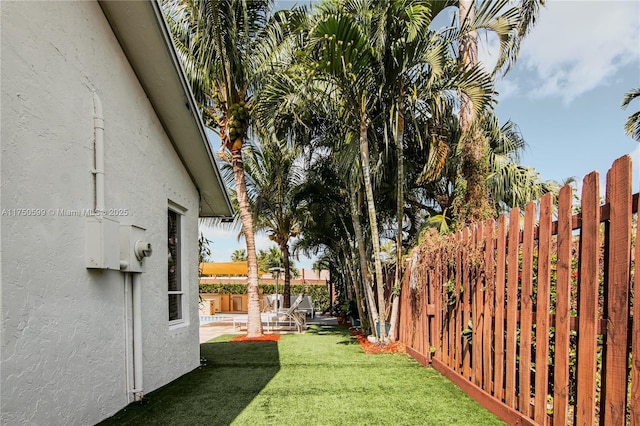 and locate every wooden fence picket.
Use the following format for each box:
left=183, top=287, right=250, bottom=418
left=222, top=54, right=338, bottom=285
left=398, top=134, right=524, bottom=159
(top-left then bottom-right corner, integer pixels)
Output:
left=631, top=200, right=640, bottom=426
left=462, top=227, right=472, bottom=379
left=602, top=156, right=632, bottom=425
left=483, top=218, right=495, bottom=392
left=473, top=223, right=484, bottom=386
left=519, top=202, right=536, bottom=416
left=505, top=208, right=520, bottom=409
left=494, top=214, right=507, bottom=402
left=575, top=171, right=600, bottom=426
left=553, top=184, right=573, bottom=426
left=534, top=193, right=552, bottom=425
